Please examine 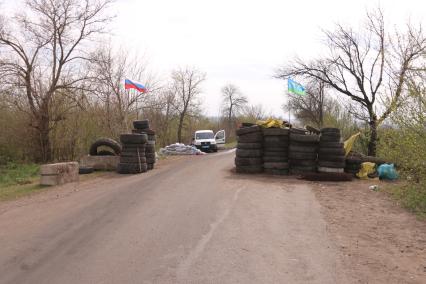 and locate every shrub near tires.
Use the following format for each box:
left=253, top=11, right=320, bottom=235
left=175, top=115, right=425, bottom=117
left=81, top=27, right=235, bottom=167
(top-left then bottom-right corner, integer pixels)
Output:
left=318, top=128, right=345, bottom=173
left=262, top=127, right=289, bottom=175
left=289, top=133, right=319, bottom=175
left=235, top=125, right=263, bottom=173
